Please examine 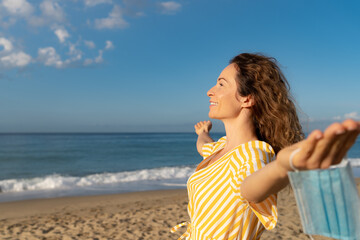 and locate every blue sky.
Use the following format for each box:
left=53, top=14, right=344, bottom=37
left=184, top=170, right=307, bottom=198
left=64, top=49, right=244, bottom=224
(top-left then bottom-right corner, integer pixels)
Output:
left=0, top=0, right=359, bottom=133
